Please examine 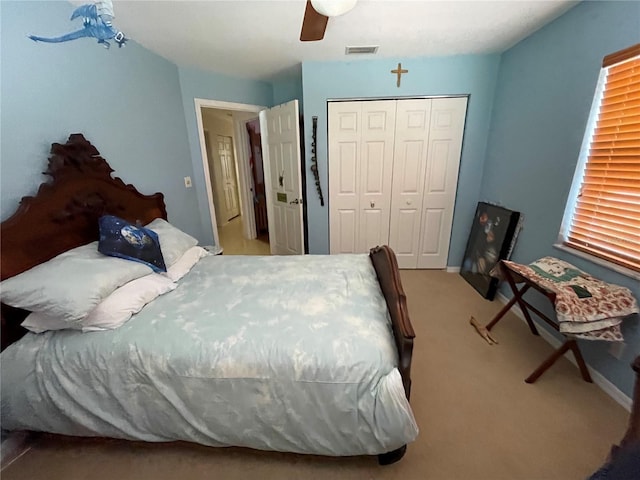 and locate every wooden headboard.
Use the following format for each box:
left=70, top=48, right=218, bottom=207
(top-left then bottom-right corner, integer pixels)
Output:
left=1, top=134, right=167, bottom=349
